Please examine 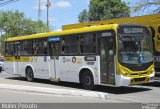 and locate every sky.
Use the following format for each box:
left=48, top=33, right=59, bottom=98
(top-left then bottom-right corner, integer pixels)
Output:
left=0, top=0, right=140, bottom=31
